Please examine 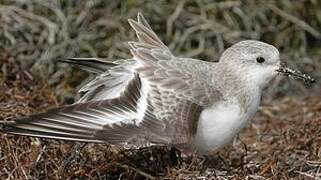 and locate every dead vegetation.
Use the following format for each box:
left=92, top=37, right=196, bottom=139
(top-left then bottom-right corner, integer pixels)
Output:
left=0, top=0, right=320, bottom=179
